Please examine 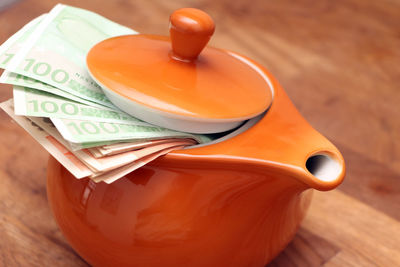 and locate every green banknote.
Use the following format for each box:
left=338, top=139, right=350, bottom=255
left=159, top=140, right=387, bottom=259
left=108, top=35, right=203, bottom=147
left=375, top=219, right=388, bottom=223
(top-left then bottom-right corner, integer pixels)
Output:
left=0, top=14, right=45, bottom=69
left=5, top=4, right=136, bottom=108
left=68, top=140, right=123, bottom=150
left=0, top=13, right=108, bottom=109
left=13, top=86, right=150, bottom=125
left=51, top=117, right=212, bottom=144
left=26, top=115, right=121, bottom=150
left=2, top=71, right=105, bottom=108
